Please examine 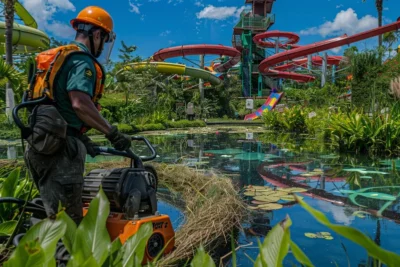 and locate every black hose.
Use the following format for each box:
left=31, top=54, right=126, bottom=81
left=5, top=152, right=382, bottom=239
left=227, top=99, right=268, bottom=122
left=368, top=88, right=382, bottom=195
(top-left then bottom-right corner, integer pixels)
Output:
left=0, top=197, right=45, bottom=210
